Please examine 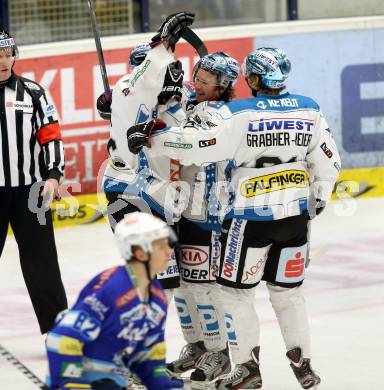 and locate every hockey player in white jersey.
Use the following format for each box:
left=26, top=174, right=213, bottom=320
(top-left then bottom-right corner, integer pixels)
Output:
left=127, top=47, right=341, bottom=389
left=127, top=51, right=241, bottom=387
left=164, top=53, right=240, bottom=388
left=101, top=12, right=194, bottom=292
